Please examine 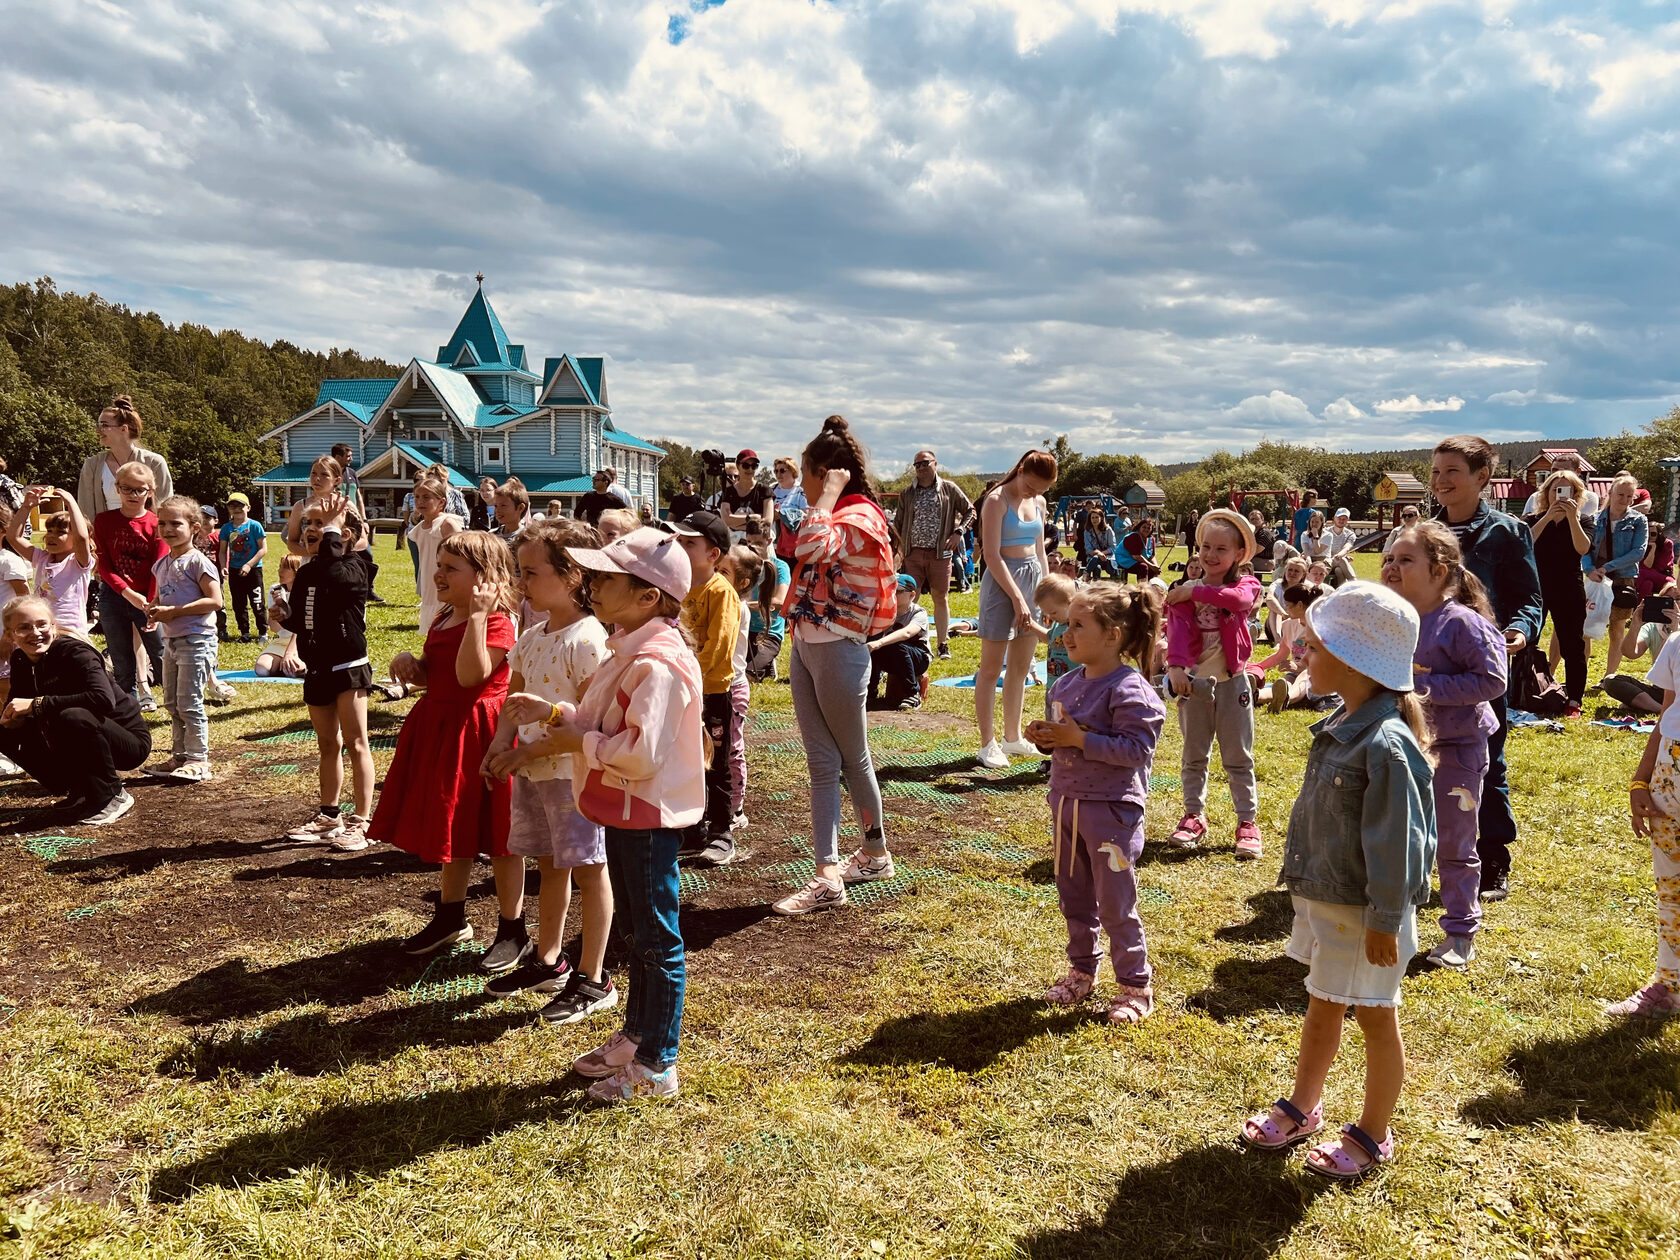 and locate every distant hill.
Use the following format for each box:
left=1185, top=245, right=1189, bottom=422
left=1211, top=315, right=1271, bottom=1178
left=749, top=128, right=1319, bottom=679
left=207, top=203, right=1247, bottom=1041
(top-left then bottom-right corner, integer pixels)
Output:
left=1155, top=436, right=1611, bottom=481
